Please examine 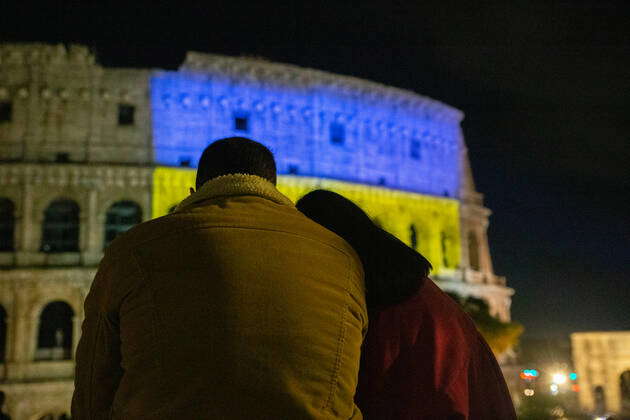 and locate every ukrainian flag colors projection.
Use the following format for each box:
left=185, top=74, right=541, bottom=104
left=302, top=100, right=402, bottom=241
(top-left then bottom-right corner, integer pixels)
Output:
left=152, top=167, right=460, bottom=274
